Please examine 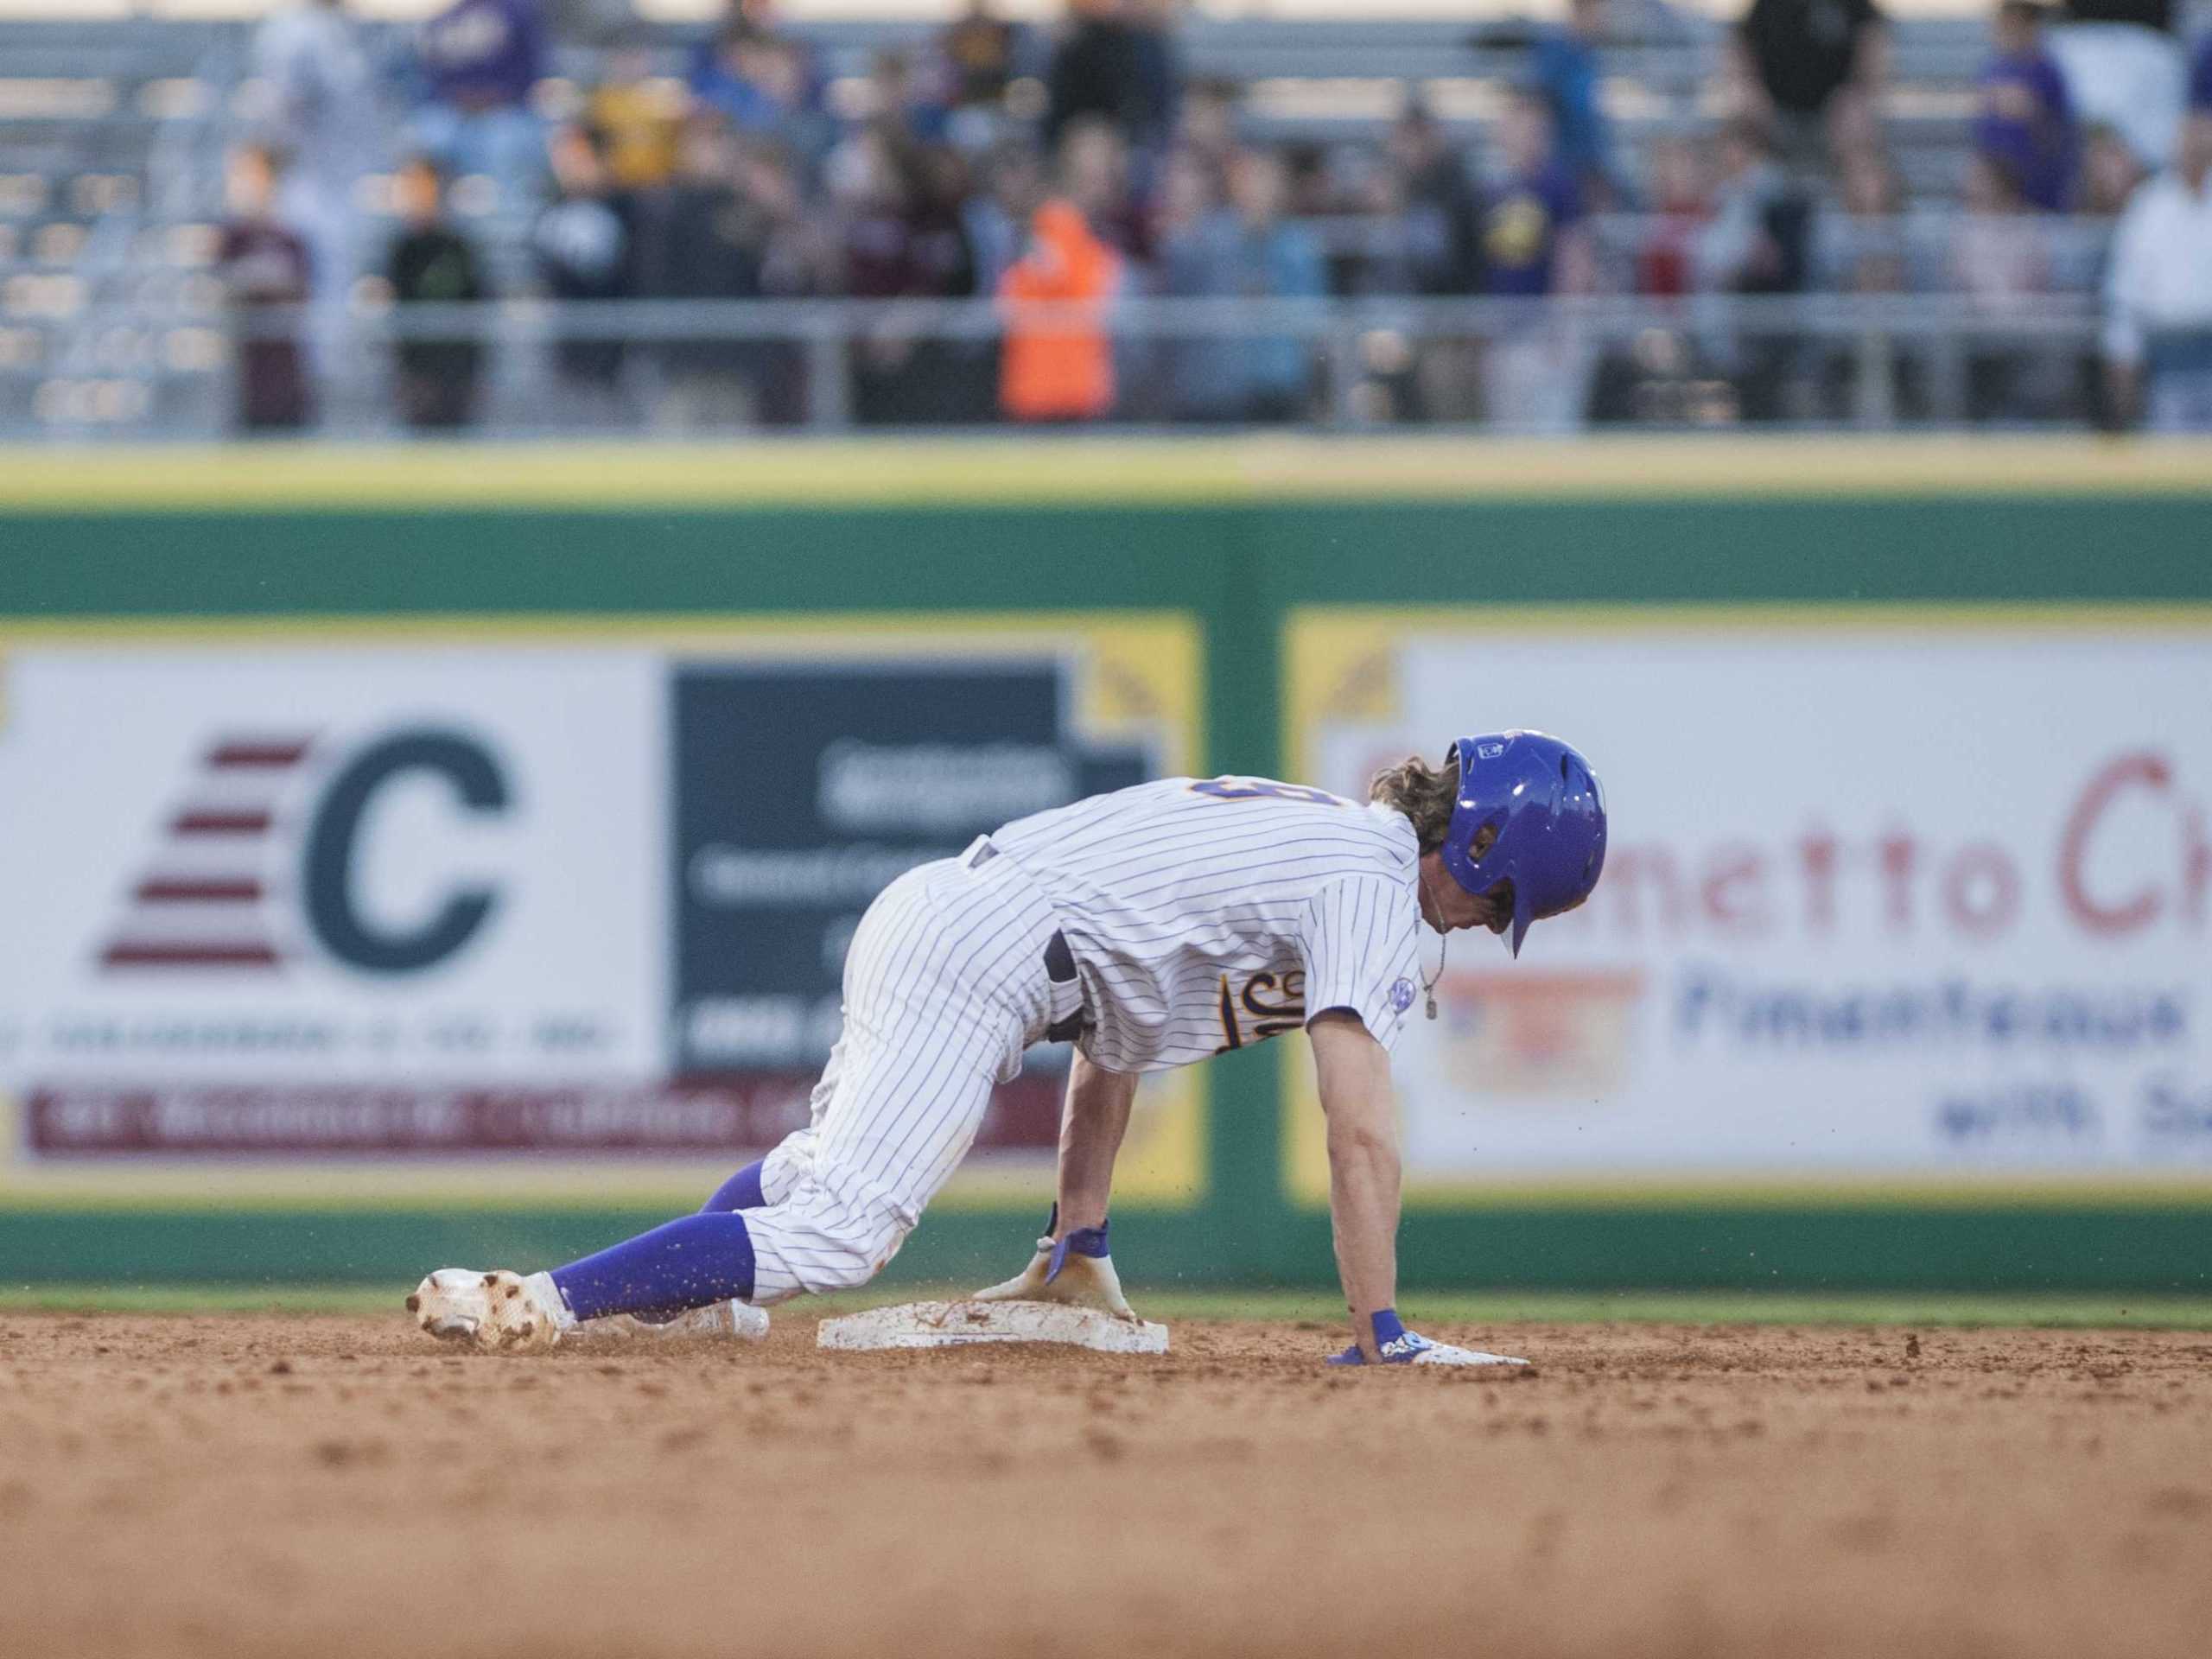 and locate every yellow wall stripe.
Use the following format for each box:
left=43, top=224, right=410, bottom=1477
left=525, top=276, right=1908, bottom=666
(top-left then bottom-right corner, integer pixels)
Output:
left=3, top=435, right=2210, bottom=512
